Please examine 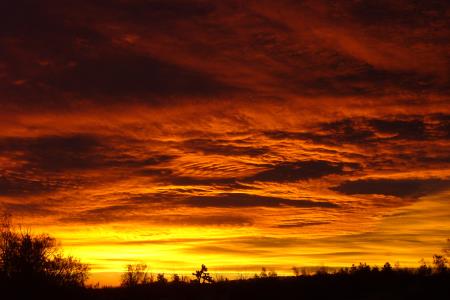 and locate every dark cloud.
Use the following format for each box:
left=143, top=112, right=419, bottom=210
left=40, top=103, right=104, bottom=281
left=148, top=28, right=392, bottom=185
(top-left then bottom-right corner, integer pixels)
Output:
left=263, top=131, right=312, bottom=141
left=284, top=66, right=447, bottom=98
left=347, top=0, right=450, bottom=26
left=59, top=204, right=139, bottom=224
left=0, top=135, right=103, bottom=172
left=80, top=237, right=215, bottom=247
left=275, top=220, right=331, bottom=228
left=0, top=175, right=59, bottom=197
left=100, top=0, right=216, bottom=23
left=264, top=123, right=376, bottom=146
left=170, top=176, right=238, bottom=186
left=0, top=0, right=237, bottom=111
left=183, top=193, right=338, bottom=208
left=433, top=114, right=450, bottom=139
left=1, top=202, right=55, bottom=216
left=60, top=203, right=253, bottom=226
left=136, top=168, right=174, bottom=177
left=246, top=160, right=348, bottom=182
left=164, top=160, right=355, bottom=186
left=265, top=115, right=450, bottom=147
left=1, top=0, right=449, bottom=114
left=155, top=214, right=253, bottom=226
left=183, top=139, right=269, bottom=156
left=320, top=119, right=375, bottom=144
left=369, top=119, right=426, bottom=140
left=0, top=135, right=175, bottom=172
left=332, top=178, right=450, bottom=198
left=182, top=244, right=269, bottom=256
left=48, top=51, right=236, bottom=99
